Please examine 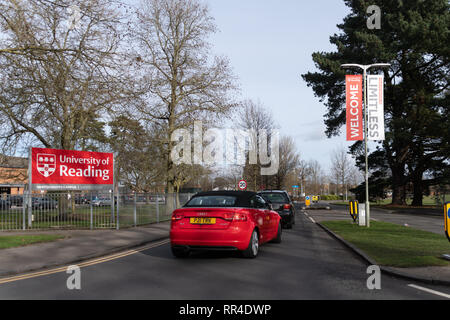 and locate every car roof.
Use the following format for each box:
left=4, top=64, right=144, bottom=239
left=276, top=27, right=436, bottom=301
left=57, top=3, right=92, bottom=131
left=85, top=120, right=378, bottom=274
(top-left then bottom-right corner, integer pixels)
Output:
left=190, top=190, right=258, bottom=208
